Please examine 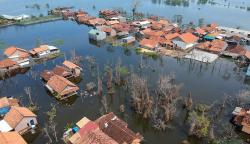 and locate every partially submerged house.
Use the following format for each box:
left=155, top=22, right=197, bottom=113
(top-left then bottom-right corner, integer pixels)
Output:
left=95, top=112, right=143, bottom=144
left=232, top=107, right=250, bottom=134
left=63, top=60, right=82, bottom=77
left=29, top=45, right=60, bottom=59
left=97, top=26, right=117, bottom=37
left=122, top=36, right=136, bottom=44
left=45, top=75, right=79, bottom=100
left=4, top=46, right=30, bottom=67
left=41, top=61, right=82, bottom=82
left=0, top=132, right=27, bottom=144
left=64, top=117, right=118, bottom=144
left=0, top=106, right=37, bottom=134
left=64, top=112, right=143, bottom=144
left=139, top=38, right=159, bottom=50
left=0, top=59, right=20, bottom=72
left=172, top=33, right=198, bottom=50
left=88, top=18, right=106, bottom=26
left=0, top=97, right=19, bottom=116
left=88, top=29, right=107, bottom=41
left=195, top=39, right=228, bottom=54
